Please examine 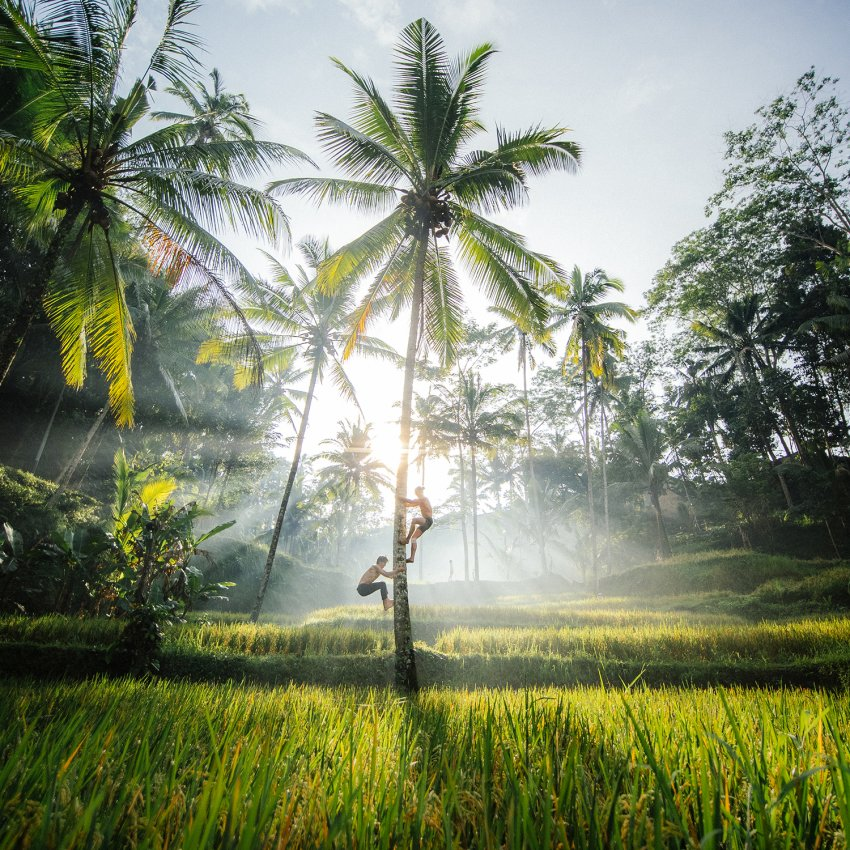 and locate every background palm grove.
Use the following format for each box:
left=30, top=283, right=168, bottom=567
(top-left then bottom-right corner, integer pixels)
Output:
left=3, top=1, right=850, bottom=847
